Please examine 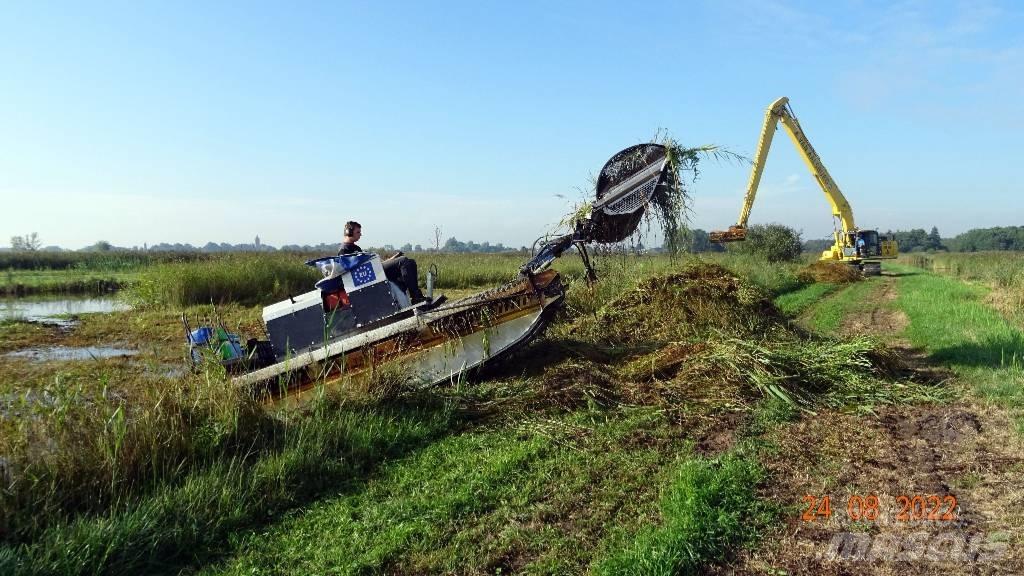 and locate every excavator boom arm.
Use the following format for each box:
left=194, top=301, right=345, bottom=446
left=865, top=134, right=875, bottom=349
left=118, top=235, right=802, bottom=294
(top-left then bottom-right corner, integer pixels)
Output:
left=711, top=97, right=897, bottom=265
left=711, top=97, right=856, bottom=243
left=735, top=98, right=783, bottom=227
left=775, top=103, right=855, bottom=232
